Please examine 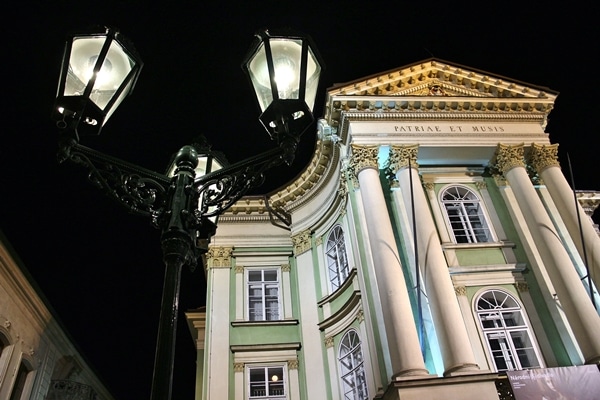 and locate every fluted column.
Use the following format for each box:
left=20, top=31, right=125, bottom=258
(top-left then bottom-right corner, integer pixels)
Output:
left=530, top=143, right=600, bottom=293
left=496, top=143, right=600, bottom=363
left=349, top=144, right=429, bottom=378
left=389, top=144, right=480, bottom=376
